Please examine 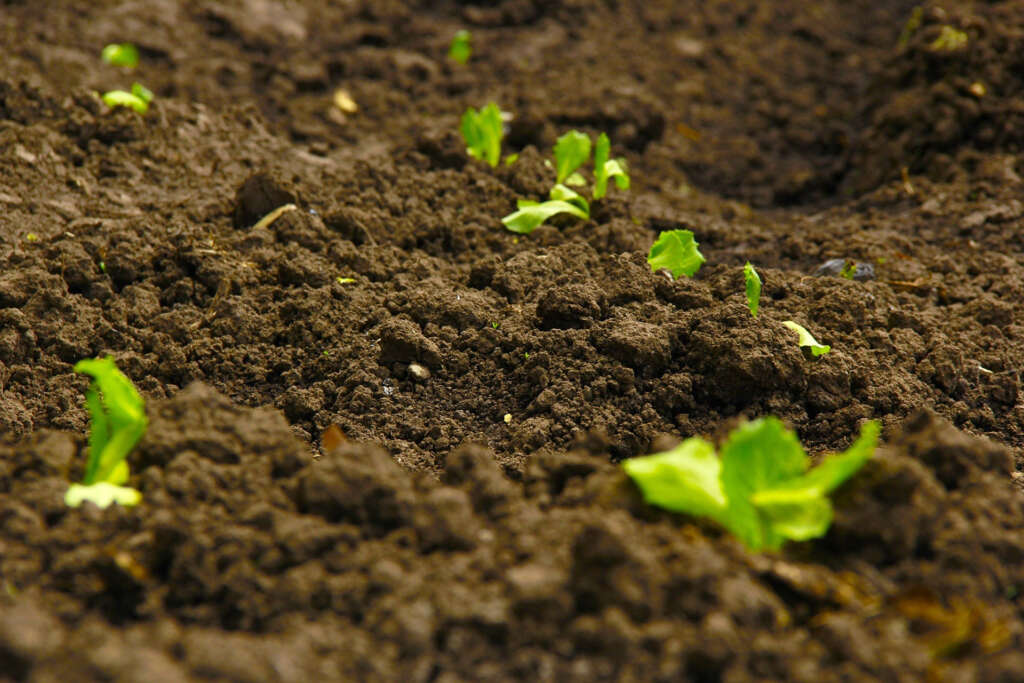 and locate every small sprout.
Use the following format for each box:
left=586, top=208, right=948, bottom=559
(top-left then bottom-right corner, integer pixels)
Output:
left=648, top=229, right=705, bottom=279
left=501, top=183, right=590, bottom=234
left=333, top=89, right=358, bottom=113
left=99, top=261, right=107, bottom=273
left=929, top=26, right=968, bottom=52
left=782, top=321, right=830, bottom=357
left=523, top=352, right=530, bottom=359
left=623, top=418, right=879, bottom=551
left=897, top=6, right=923, bottom=47
left=448, top=29, right=471, bottom=64
left=102, top=43, right=139, bottom=68
left=65, top=357, right=147, bottom=509
left=839, top=260, right=857, bottom=279
left=102, top=82, right=153, bottom=114
left=491, top=321, right=499, bottom=329
left=322, top=349, right=330, bottom=357
left=744, top=262, right=761, bottom=317
left=460, top=102, right=504, bottom=167
left=592, top=133, right=630, bottom=200
left=24, top=233, right=39, bottom=243
left=553, top=130, right=591, bottom=184
left=336, top=276, right=356, bottom=284
left=503, top=413, right=512, bottom=424
left=564, top=172, right=587, bottom=187
left=503, top=153, right=519, bottom=166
